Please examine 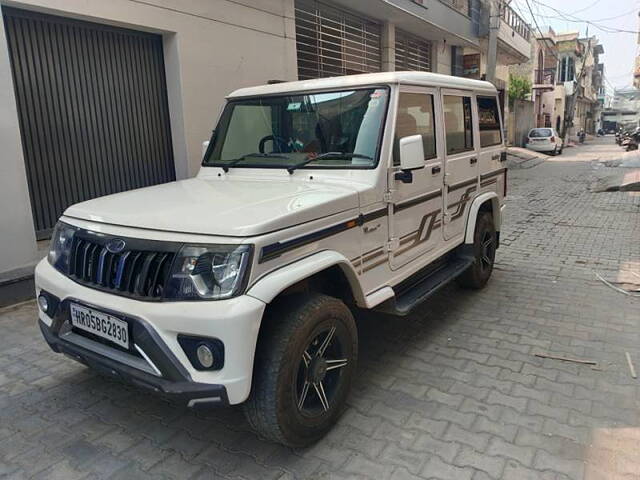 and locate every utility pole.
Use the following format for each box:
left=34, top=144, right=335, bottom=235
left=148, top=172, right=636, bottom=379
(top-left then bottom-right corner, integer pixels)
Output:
left=486, top=0, right=499, bottom=84
left=561, top=34, right=591, bottom=141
